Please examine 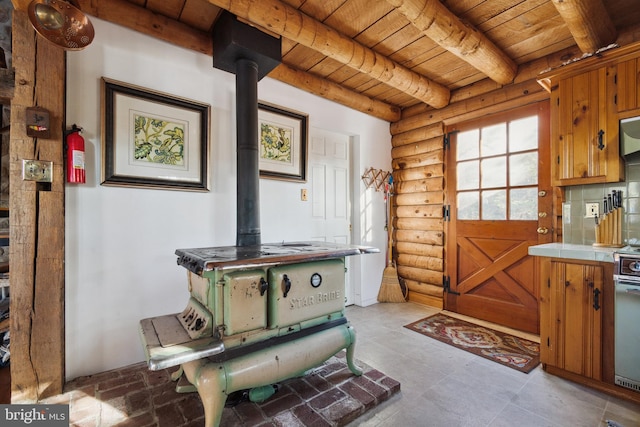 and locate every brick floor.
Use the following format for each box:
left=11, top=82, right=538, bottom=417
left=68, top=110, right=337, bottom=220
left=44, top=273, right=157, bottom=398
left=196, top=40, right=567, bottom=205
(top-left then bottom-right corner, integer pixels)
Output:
left=41, top=351, right=400, bottom=426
